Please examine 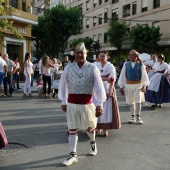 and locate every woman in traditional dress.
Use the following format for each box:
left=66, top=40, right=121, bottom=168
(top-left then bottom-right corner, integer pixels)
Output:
left=94, top=52, right=121, bottom=136
left=144, top=54, right=158, bottom=79
left=145, top=54, right=170, bottom=107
